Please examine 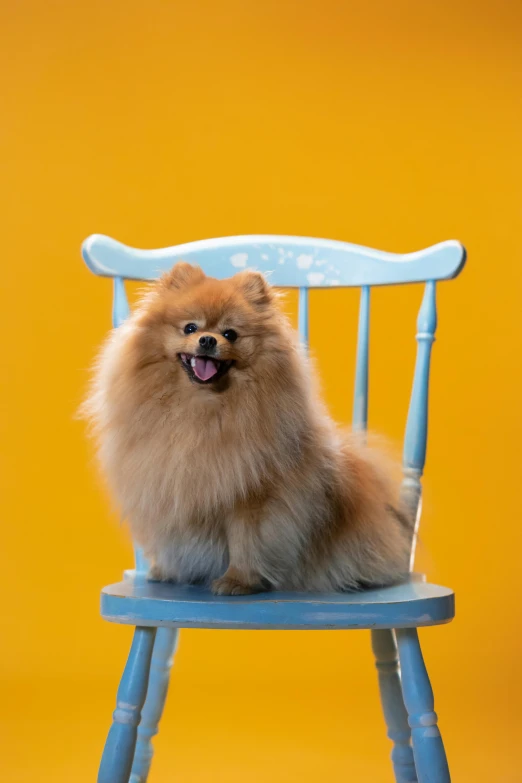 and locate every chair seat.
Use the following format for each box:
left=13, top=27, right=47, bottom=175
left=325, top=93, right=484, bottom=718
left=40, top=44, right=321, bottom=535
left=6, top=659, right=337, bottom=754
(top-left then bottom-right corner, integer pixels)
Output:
left=101, top=575, right=454, bottom=630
